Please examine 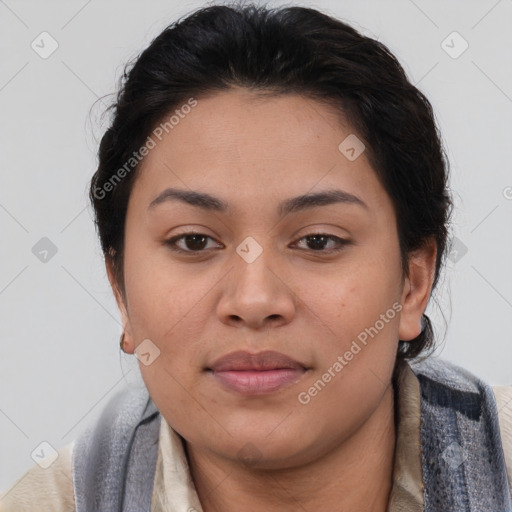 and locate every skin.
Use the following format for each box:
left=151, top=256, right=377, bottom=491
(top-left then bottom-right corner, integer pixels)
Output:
left=107, top=87, right=436, bottom=512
